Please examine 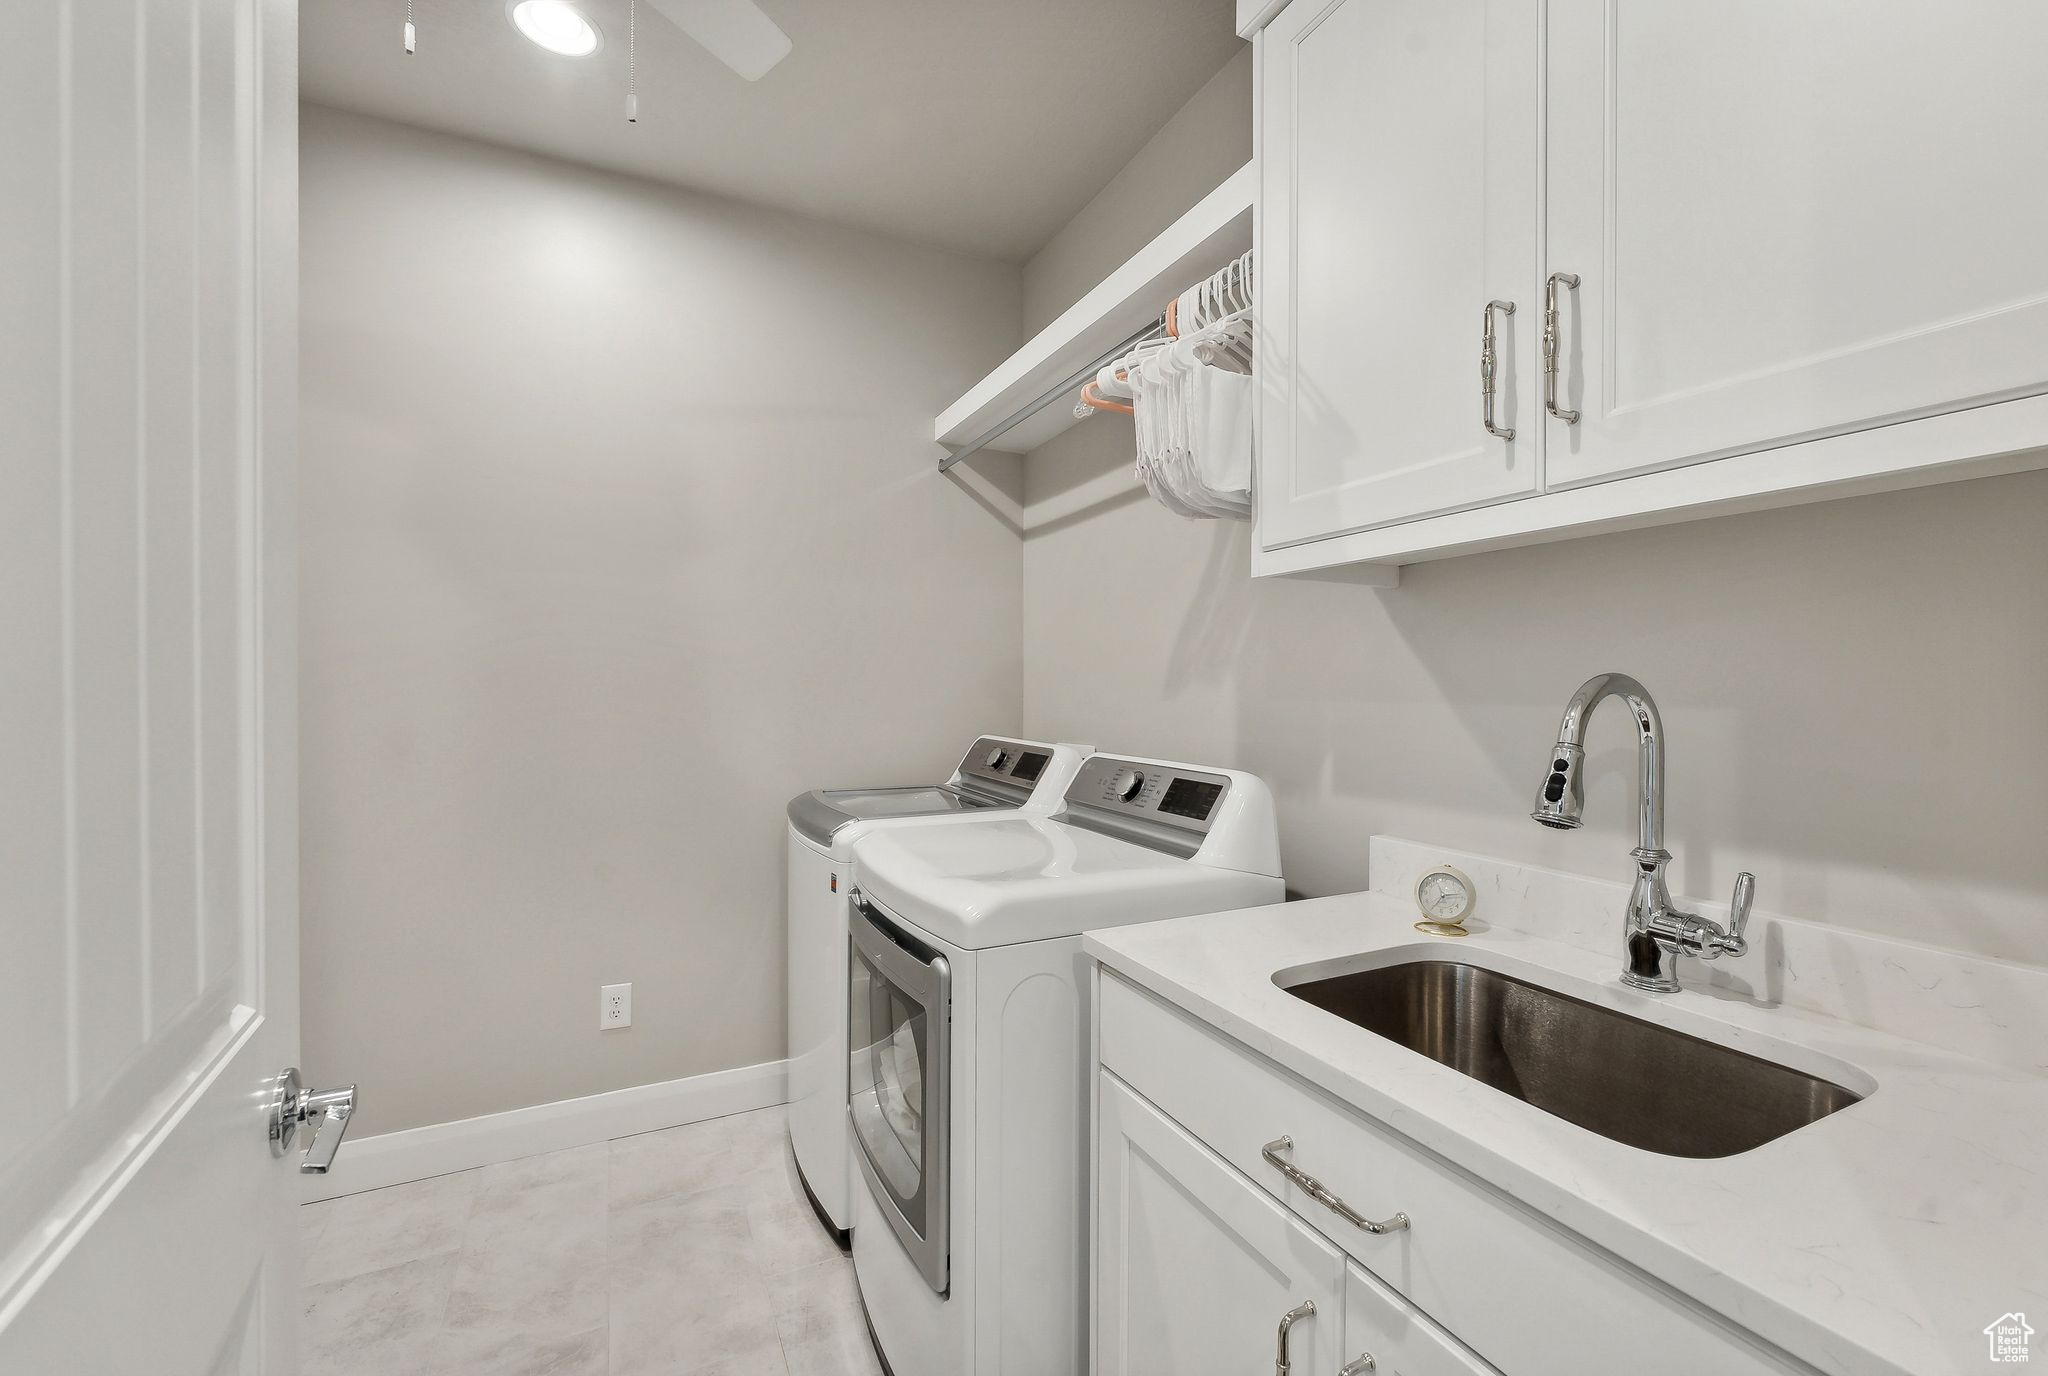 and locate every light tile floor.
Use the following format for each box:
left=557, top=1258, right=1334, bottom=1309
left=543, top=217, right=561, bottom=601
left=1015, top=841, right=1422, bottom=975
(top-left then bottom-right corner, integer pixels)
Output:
left=302, top=1106, right=884, bottom=1376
